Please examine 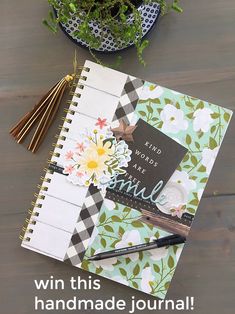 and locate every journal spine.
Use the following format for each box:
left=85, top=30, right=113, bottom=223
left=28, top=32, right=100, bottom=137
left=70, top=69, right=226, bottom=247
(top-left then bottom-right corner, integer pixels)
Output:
left=19, top=64, right=90, bottom=242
